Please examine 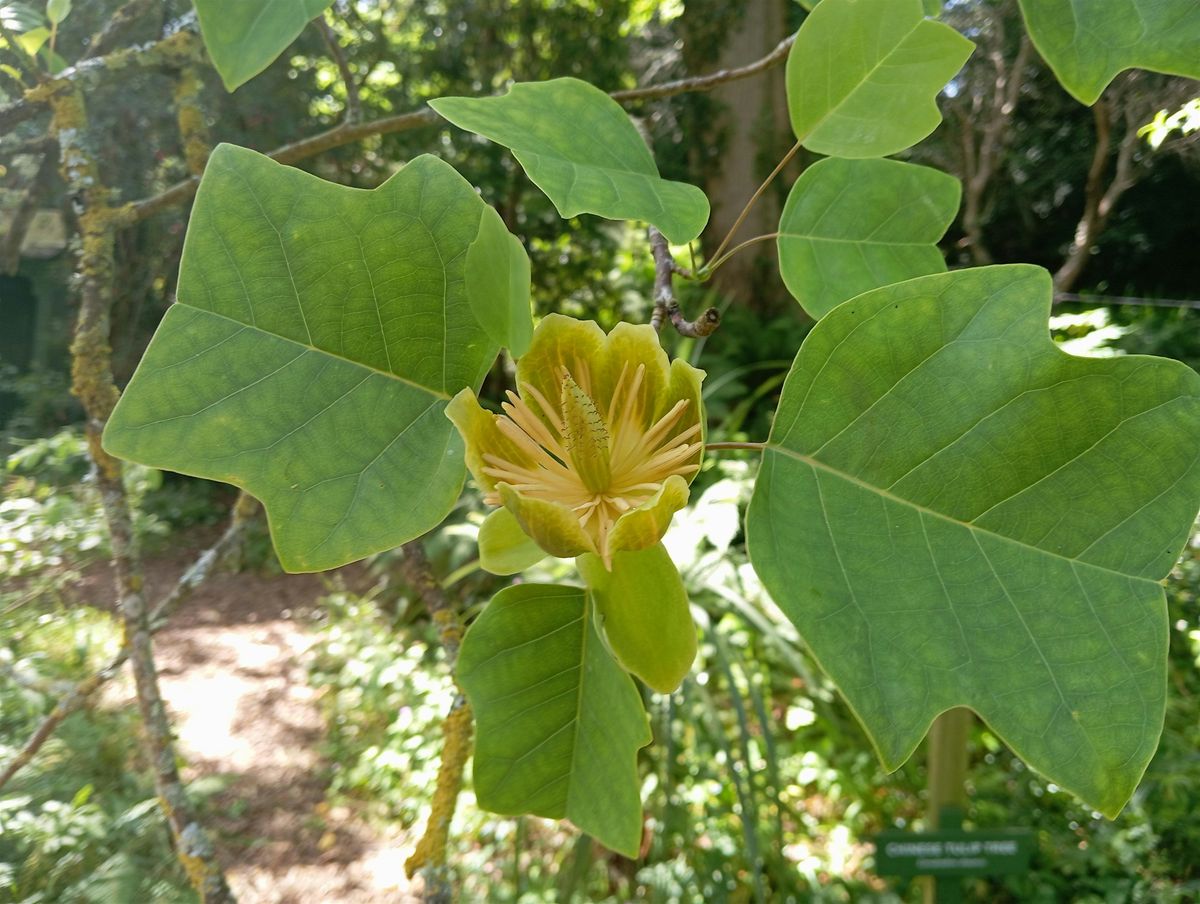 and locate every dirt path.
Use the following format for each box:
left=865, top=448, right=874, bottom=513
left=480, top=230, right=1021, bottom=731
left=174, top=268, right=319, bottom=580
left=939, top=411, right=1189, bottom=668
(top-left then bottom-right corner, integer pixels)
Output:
left=85, top=533, right=422, bottom=903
